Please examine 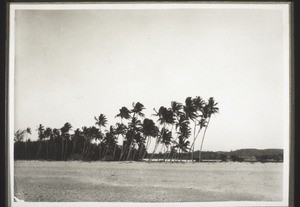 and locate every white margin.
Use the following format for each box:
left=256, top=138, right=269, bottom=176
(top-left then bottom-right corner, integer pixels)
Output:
left=8, top=2, right=291, bottom=207
left=9, top=4, right=15, bottom=207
